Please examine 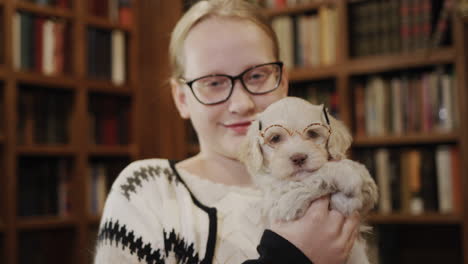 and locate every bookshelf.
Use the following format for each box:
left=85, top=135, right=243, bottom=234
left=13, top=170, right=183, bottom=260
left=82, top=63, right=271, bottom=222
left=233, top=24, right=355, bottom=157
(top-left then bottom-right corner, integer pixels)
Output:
left=151, top=0, right=468, bottom=263
left=1, top=0, right=139, bottom=263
